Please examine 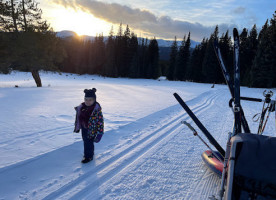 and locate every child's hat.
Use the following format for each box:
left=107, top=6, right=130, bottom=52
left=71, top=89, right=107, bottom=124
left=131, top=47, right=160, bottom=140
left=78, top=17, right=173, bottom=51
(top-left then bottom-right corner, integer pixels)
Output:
left=84, top=88, right=97, bottom=98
